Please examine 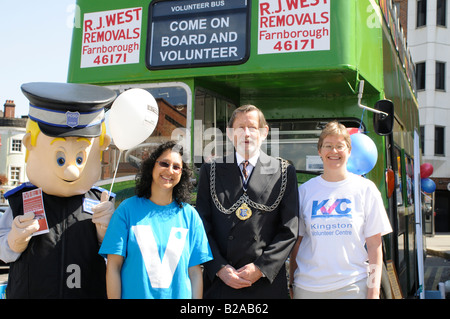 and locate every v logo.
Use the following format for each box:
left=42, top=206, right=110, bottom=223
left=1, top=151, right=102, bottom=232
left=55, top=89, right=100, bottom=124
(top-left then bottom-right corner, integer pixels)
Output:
left=311, top=199, right=352, bottom=217
left=132, top=225, right=188, bottom=288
